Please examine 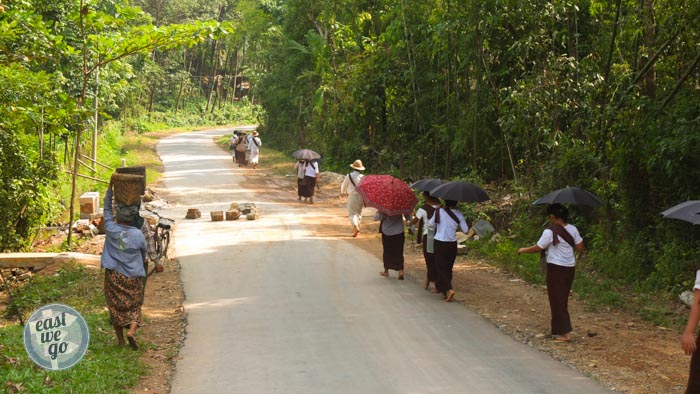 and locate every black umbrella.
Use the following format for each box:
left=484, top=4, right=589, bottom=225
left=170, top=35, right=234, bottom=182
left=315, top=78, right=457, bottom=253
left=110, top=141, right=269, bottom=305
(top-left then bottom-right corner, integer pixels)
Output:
left=532, top=186, right=602, bottom=207
left=660, top=200, right=700, bottom=225
left=410, top=178, right=445, bottom=192
left=429, top=181, right=490, bottom=203
left=292, top=149, right=321, bottom=161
